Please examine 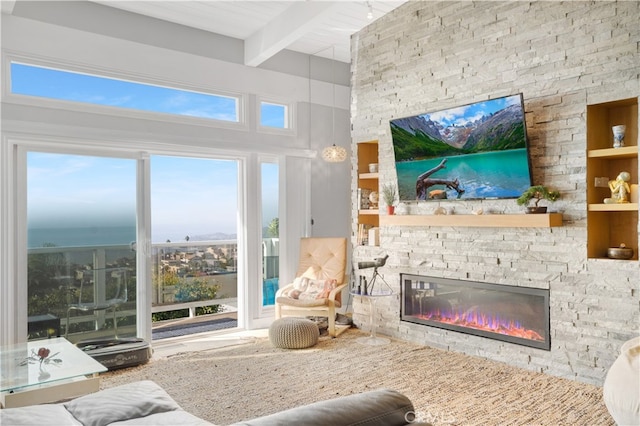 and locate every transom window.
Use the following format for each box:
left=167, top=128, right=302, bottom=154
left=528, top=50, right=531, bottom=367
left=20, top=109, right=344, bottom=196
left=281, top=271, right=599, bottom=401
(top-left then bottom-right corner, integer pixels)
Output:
left=10, top=62, right=240, bottom=122
left=260, top=101, right=288, bottom=129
